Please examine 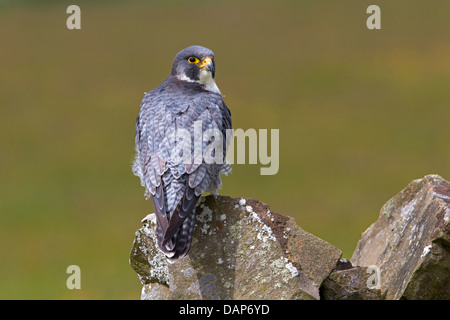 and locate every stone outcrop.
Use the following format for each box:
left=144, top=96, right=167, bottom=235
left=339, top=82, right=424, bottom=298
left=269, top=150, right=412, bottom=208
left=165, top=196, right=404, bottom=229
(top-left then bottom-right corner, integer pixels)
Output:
left=130, top=196, right=342, bottom=300
left=351, top=174, right=450, bottom=299
left=320, top=262, right=384, bottom=300
left=130, top=174, right=450, bottom=300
